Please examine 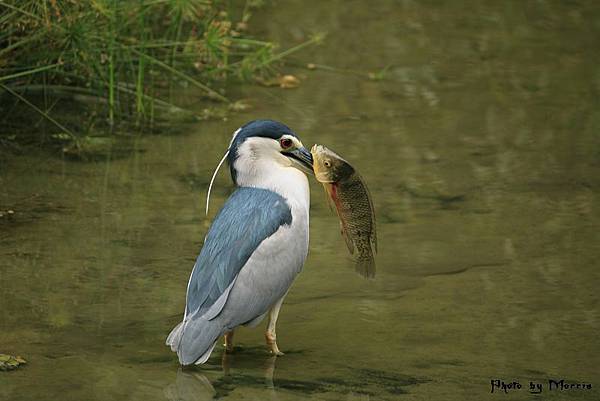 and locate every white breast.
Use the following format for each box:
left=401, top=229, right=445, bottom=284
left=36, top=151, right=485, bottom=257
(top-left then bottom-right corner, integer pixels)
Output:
left=220, top=140, right=310, bottom=327
left=240, top=161, right=311, bottom=275
left=233, top=138, right=310, bottom=229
